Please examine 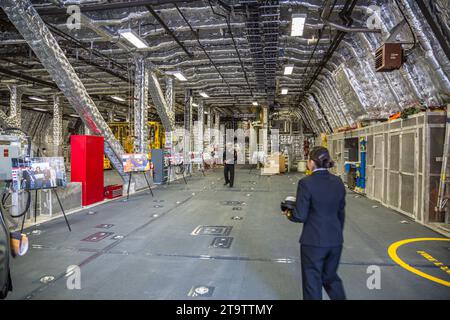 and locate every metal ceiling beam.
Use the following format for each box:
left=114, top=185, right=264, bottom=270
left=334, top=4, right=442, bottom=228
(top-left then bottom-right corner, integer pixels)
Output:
left=145, top=5, right=194, bottom=59
left=71, top=55, right=129, bottom=82
left=175, top=3, right=231, bottom=94
left=0, top=0, right=127, bottom=179
left=35, top=0, right=198, bottom=15
left=299, top=0, right=358, bottom=101
left=208, top=0, right=254, bottom=97
left=46, top=23, right=128, bottom=72
left=0, top=65, right=58, bottom=89
left=415, top=0, right=450, bottom=62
